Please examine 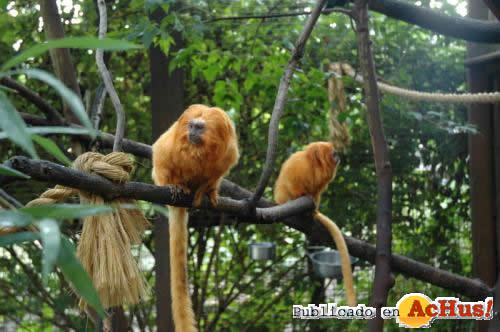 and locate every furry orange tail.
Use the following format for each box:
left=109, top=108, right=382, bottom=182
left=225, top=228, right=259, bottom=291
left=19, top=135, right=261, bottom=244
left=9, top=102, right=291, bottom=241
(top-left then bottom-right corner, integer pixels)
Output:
left=314, top=211, right=357, bottom=307
left=169, top=206, right=197, bottom=332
